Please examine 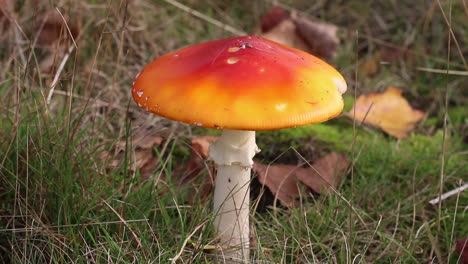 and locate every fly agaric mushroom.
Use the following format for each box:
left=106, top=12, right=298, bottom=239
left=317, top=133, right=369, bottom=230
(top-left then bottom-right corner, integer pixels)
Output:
left=132, top=36, right=346, bottom=263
